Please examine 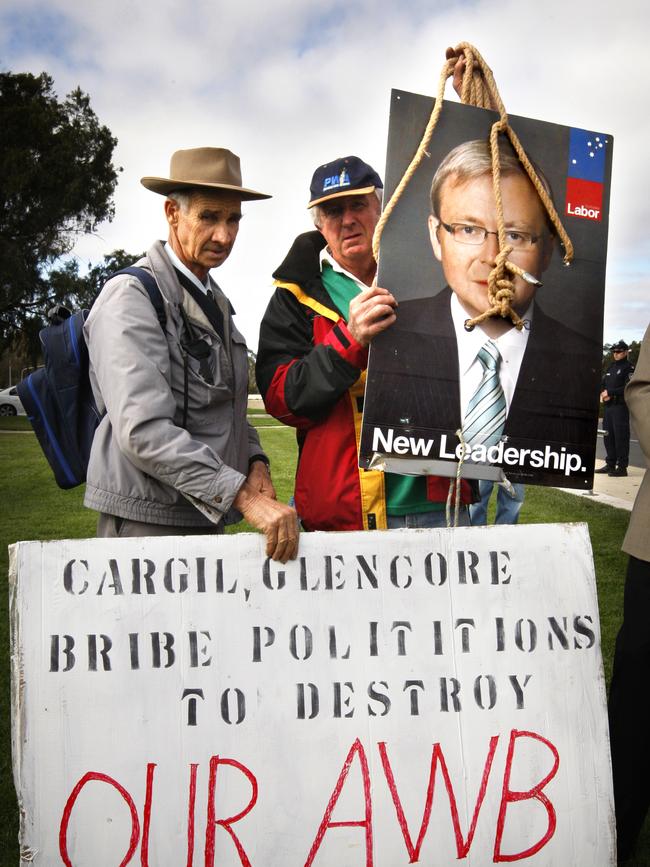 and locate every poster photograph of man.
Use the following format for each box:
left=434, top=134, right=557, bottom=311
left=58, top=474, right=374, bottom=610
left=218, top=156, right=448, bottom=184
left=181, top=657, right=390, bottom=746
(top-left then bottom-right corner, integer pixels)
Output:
left=360, top=91, right=612, bottom=489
